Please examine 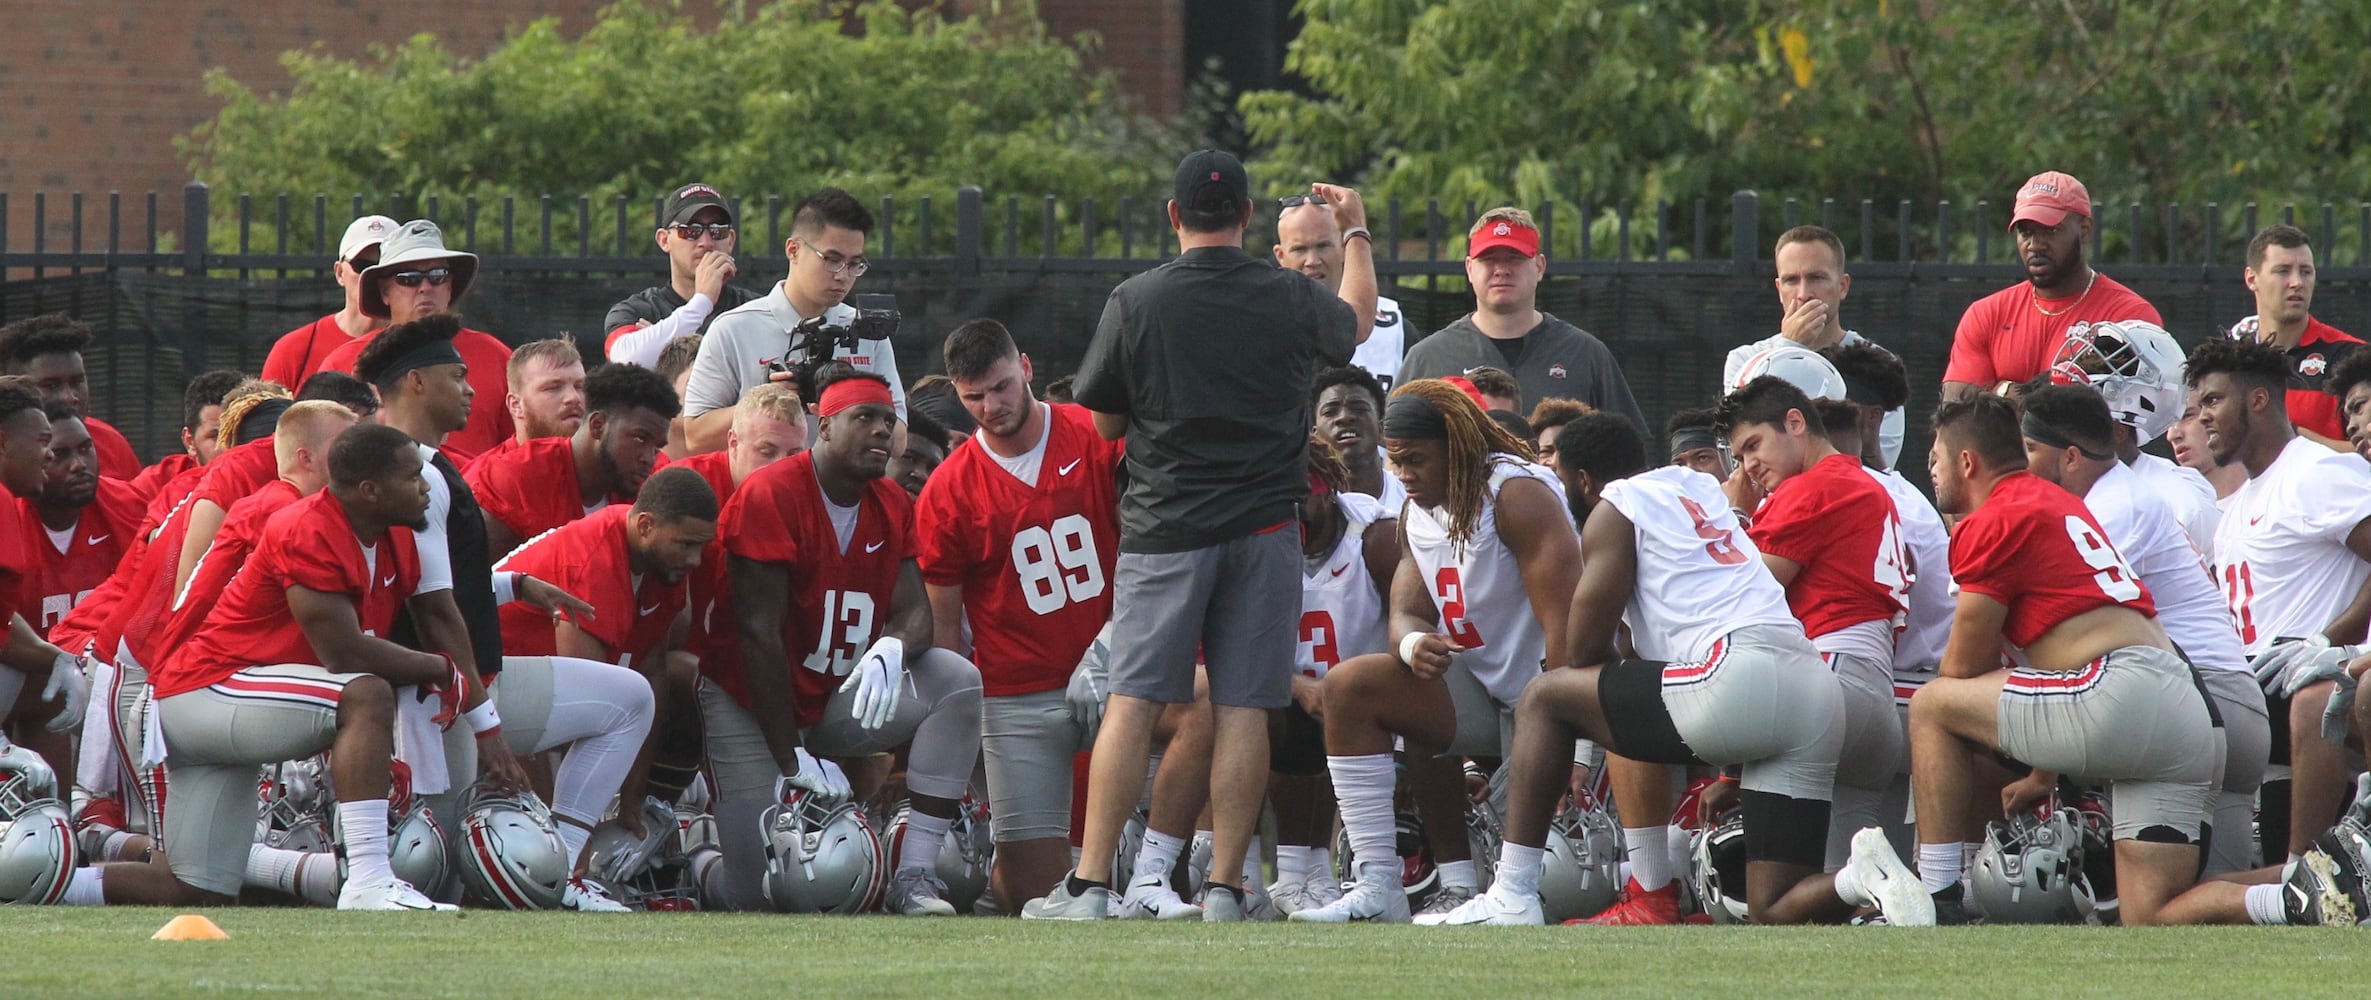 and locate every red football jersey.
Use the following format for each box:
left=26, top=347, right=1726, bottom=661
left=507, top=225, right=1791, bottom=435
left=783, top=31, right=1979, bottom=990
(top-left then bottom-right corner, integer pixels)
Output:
left=1951, top=471, right=2156, bottom=649
left=915, top=403, right=1122, bottom=696
left=154, top=481, right=305, bottom=666
left=1746, top=452, right=1907, bottom=639
left=674, top=450, right=738, bottom=508
left=1944, top=275, right=2161, bottom=387
left=17, top=478, right=145, bottom=638
left=0, top=484, right=29, bottom=626
left=126, top=453, right=195, bottom=507
left=192, top=438, right=281, bottom=513
left=84, top=417, right=141, bottom=482
left=319, top=327, right=515, bottom=468
left=702, top=452, right=910, bottom=727
left=154, top=491, right=421, bottom=699
left=494, top=505, right=686, bottom=667
left=467, top=437, right=600, bottom=544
